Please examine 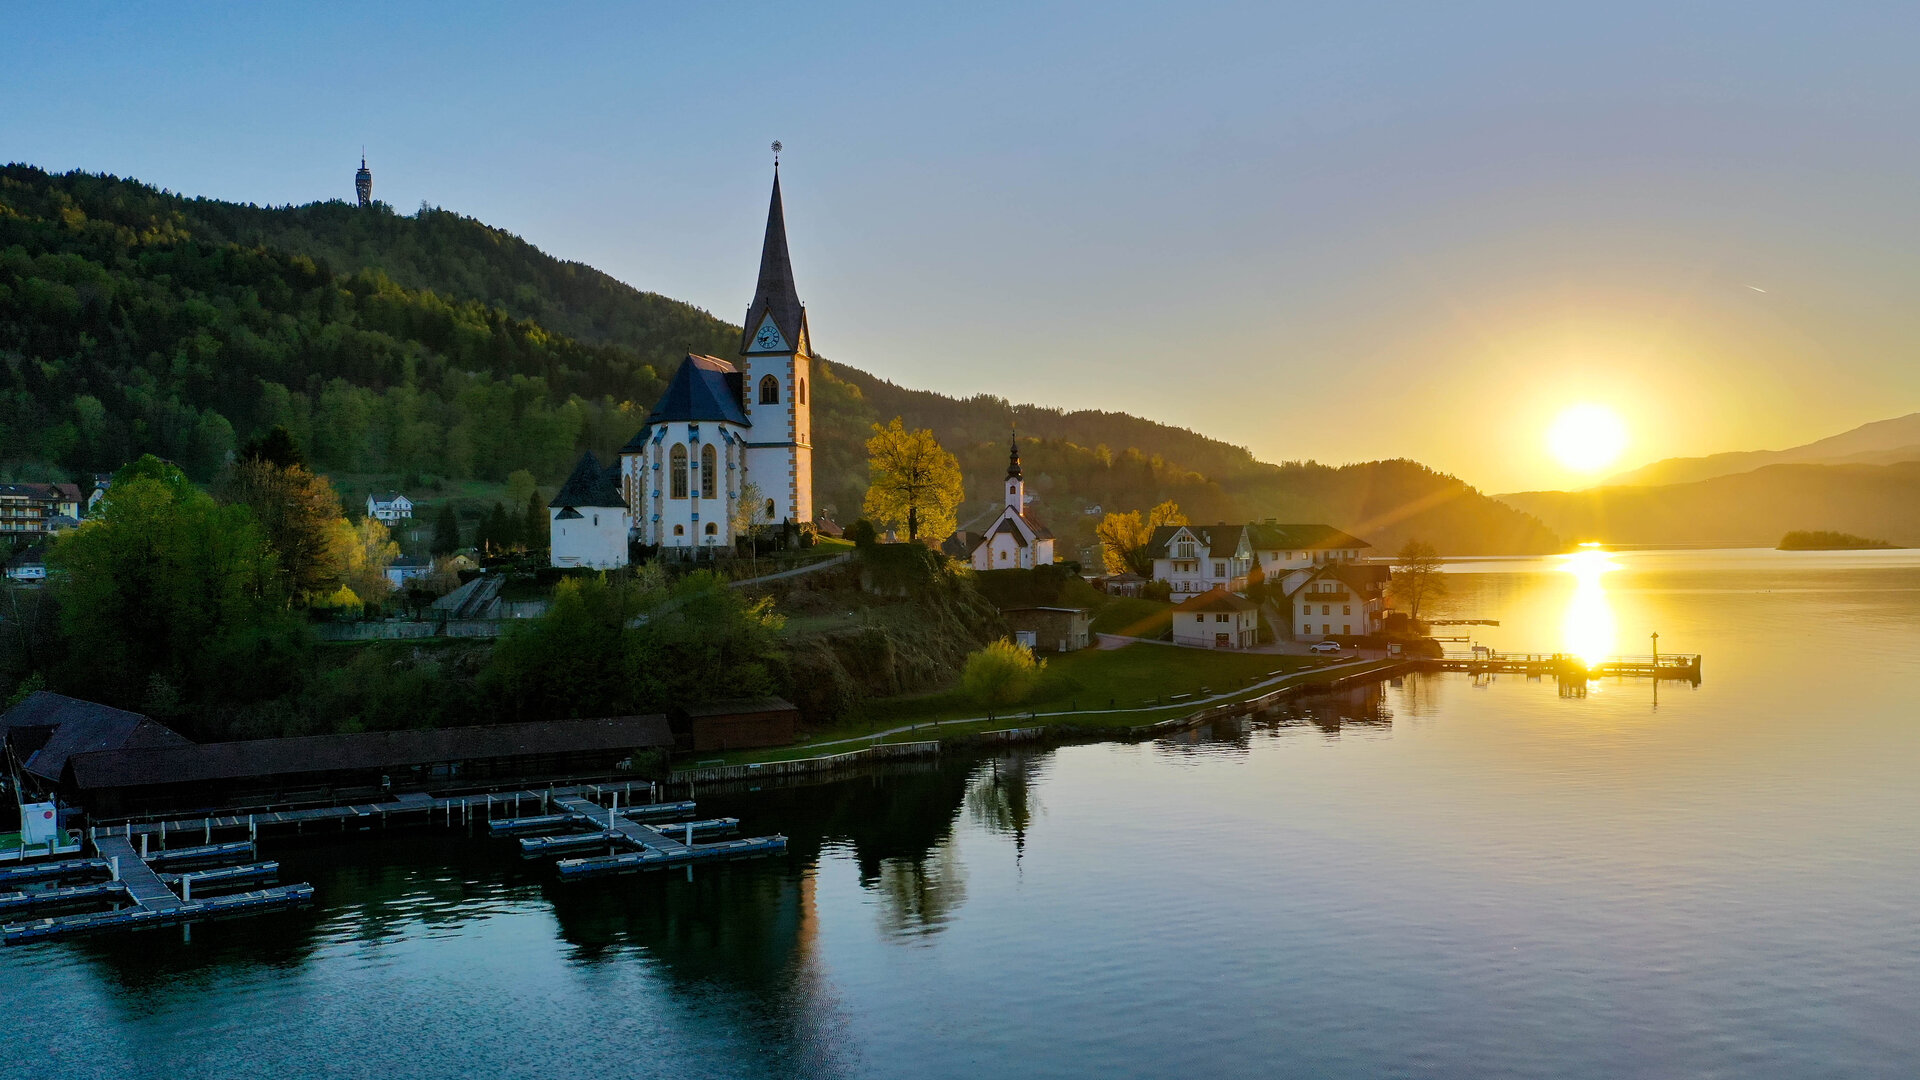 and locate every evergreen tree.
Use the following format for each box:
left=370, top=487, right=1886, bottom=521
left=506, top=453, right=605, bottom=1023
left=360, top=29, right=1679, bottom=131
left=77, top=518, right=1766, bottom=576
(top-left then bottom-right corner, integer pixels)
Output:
left=432, top=503, right=461, bottom=554
left=523, top=490, right=548, bottom=555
